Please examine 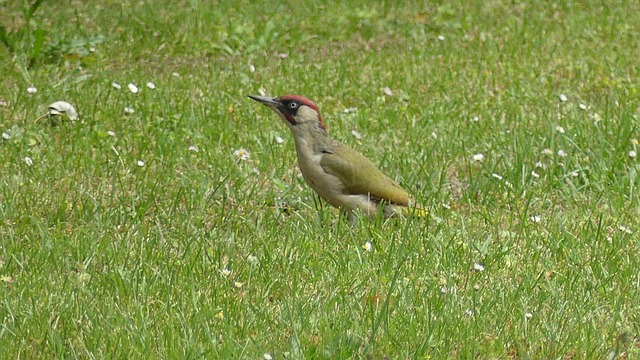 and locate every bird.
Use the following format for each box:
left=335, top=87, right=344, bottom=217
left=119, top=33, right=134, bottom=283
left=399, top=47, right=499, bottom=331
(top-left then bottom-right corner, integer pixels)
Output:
left=248, top=94, right=427, bottom=220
